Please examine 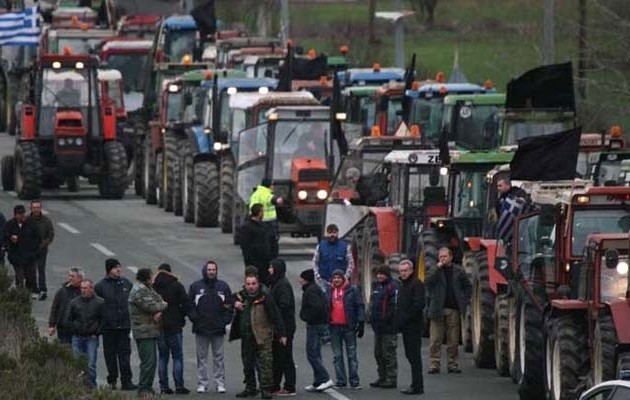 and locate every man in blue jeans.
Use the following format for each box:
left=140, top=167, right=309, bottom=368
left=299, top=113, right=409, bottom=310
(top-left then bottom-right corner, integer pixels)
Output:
left=153, top=263, right=191, bottom=395
left=66, top=279, right=105, bottom=388
left=326, top=269, right=365, bottom=389
left=299, top=269, right=333, bottom=392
